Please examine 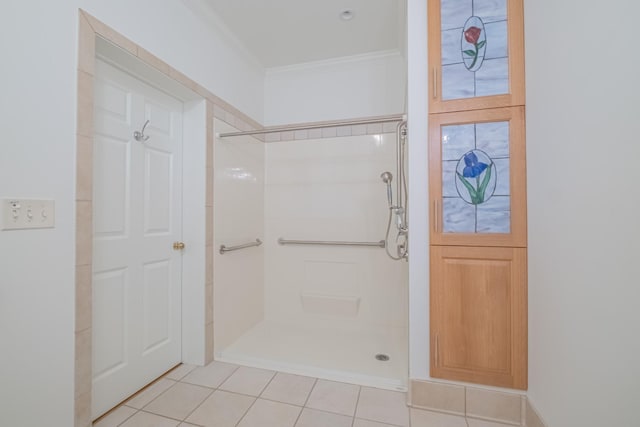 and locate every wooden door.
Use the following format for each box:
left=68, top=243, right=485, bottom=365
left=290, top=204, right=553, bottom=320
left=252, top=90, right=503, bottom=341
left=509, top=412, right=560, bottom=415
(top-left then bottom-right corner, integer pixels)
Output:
left=430, top=246, right=527, bottom=389
left=92, top=59, right=184, bottom=418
